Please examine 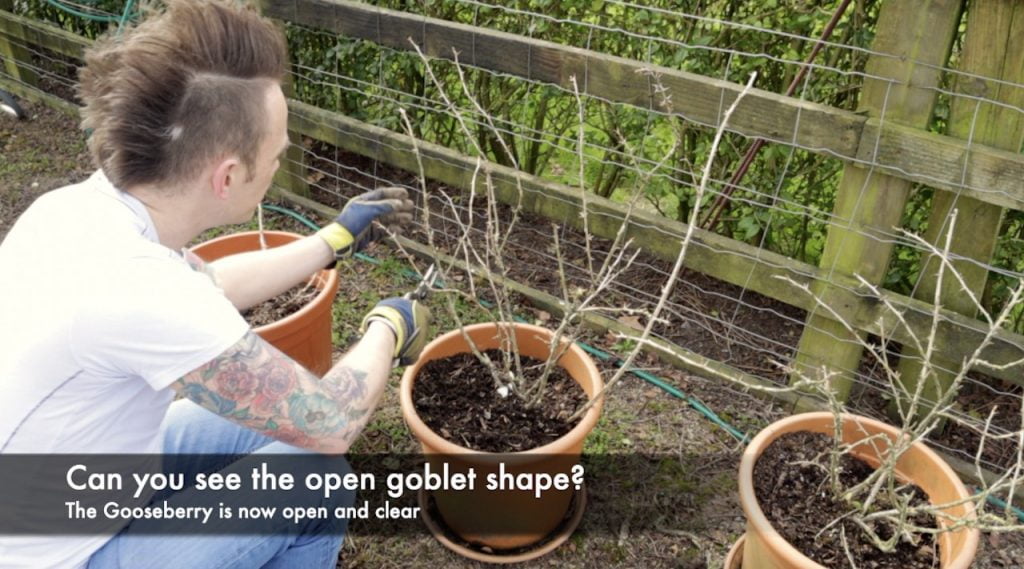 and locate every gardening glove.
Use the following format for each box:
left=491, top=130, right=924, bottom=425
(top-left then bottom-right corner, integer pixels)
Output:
left=360, top=297, right=432, bottom=366
left=317, top=187, right=414, bottom=257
